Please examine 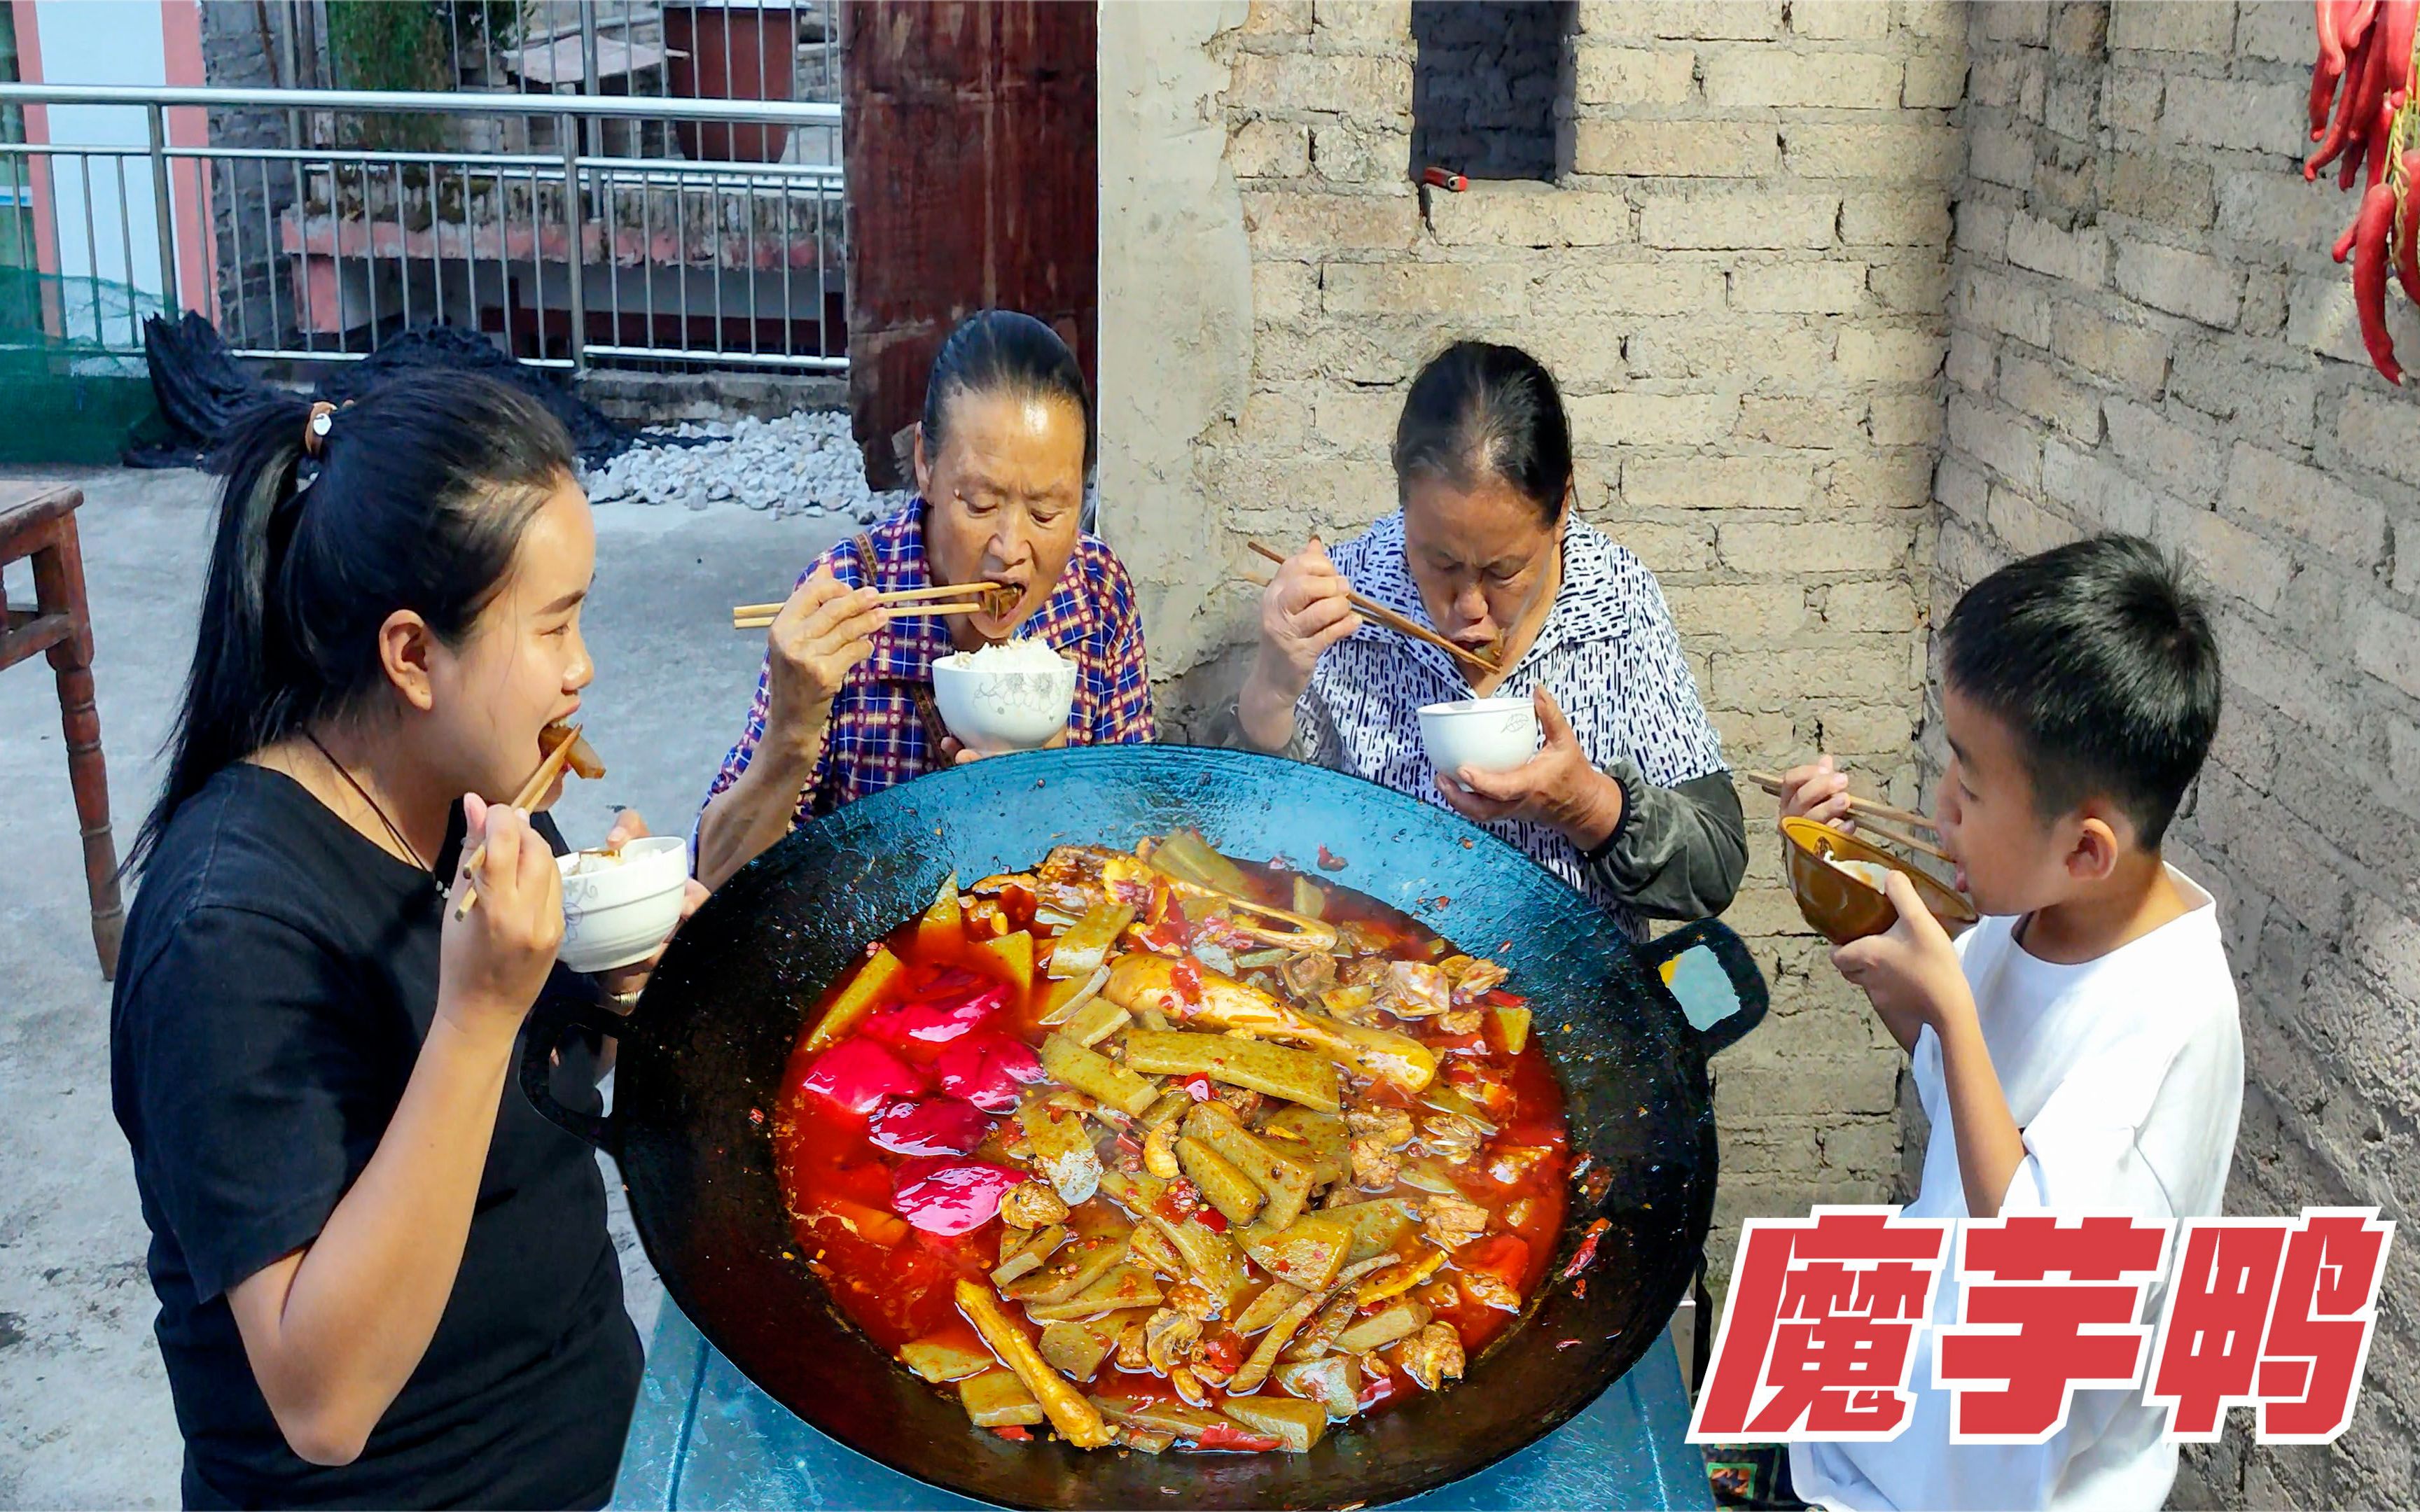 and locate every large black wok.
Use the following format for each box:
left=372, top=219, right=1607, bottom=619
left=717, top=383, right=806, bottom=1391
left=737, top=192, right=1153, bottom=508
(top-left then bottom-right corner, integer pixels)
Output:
left=524, top=746, right=1764, bottom=1509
